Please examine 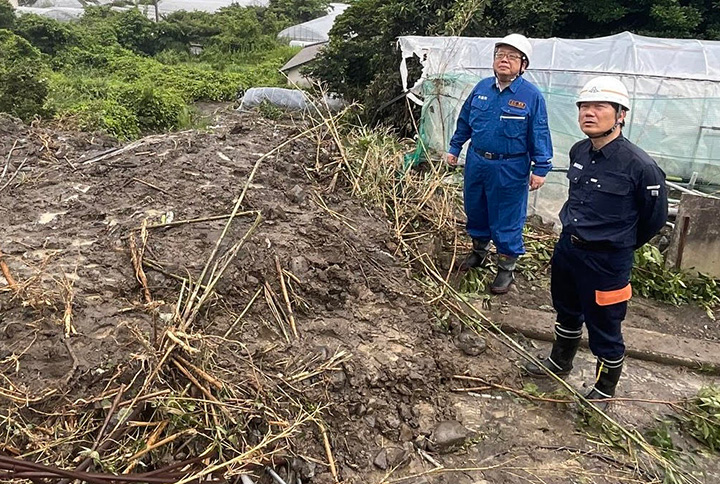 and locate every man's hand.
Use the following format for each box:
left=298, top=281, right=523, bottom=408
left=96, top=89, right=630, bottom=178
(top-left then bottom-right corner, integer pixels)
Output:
left=446, top=153, right=458, bottom=167
left=529, top=174, right=545, bottom=191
